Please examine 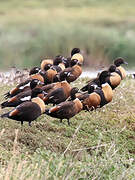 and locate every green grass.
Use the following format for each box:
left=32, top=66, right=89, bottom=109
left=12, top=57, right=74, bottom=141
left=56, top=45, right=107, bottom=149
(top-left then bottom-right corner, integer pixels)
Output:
left=0, top=0, right=135, bottom=68
left=0, top=77, right=135, bottom=179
